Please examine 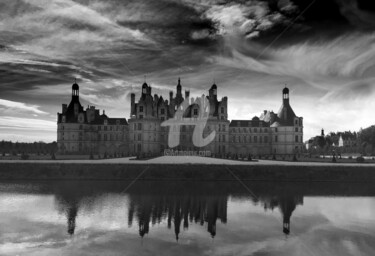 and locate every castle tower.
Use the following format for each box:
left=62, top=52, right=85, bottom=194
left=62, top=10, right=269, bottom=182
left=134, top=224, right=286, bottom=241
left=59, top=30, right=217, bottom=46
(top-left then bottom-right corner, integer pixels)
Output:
left=282, top=87, right=289, bottom=105
left=277, top=87, right=296, bottom=126
left=175, top=78, right=184, bottom=106
left=72, top=80, right=79, bottom=99
left=209, top=83, right=217, bottom=100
